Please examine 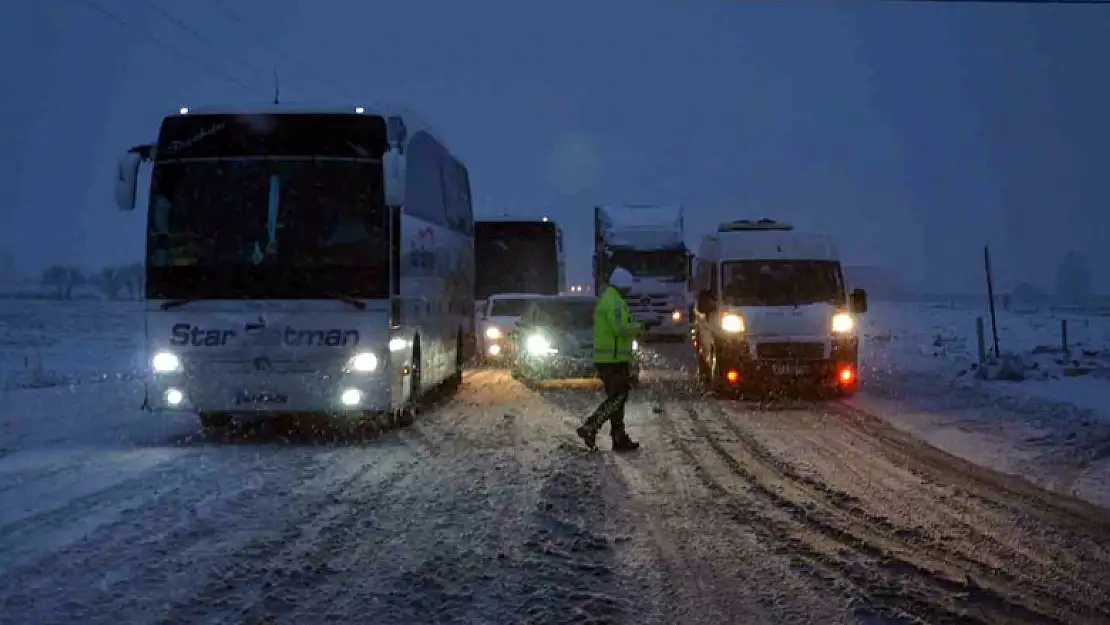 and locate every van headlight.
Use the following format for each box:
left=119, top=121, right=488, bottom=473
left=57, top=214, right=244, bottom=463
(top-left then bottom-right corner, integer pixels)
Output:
left=720, top=313, right=745, bottom=333
left=348, top=352, right=378, bottom=372
left=526, top=334, right=554, bottom=356
left=151, top=351, right=181, bottom=373
left=831, top=313, right=855, bottom=334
